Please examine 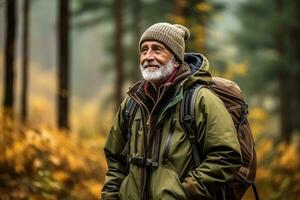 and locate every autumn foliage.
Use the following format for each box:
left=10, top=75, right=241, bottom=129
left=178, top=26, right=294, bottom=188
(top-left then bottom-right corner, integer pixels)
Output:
left=0, top=113, right=106, bottom=199
left=1, top=106, right=299, bottom=199
left=243, top=107, right=300, bottom=200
